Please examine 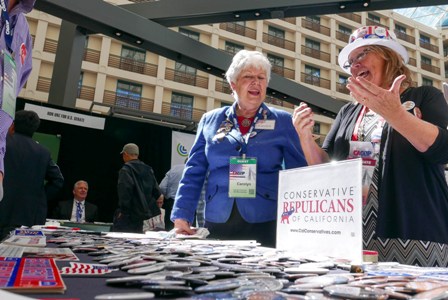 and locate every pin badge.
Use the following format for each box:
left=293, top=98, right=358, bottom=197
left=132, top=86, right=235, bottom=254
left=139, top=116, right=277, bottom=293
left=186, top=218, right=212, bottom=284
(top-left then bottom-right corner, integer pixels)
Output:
left=402, top=101, right=415, bottom=111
